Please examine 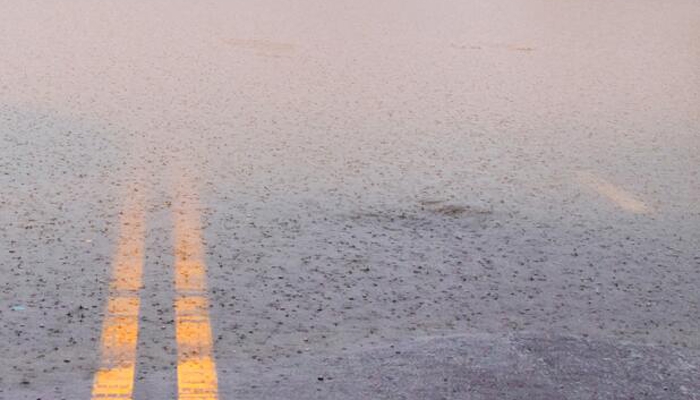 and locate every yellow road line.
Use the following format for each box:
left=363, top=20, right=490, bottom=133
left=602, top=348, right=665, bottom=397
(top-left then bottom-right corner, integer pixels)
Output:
left=174, top=192, right=219, bottom=400
left=577, top=171, right=651, bottom=214
left=92, top=203, right=145, bottom=400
